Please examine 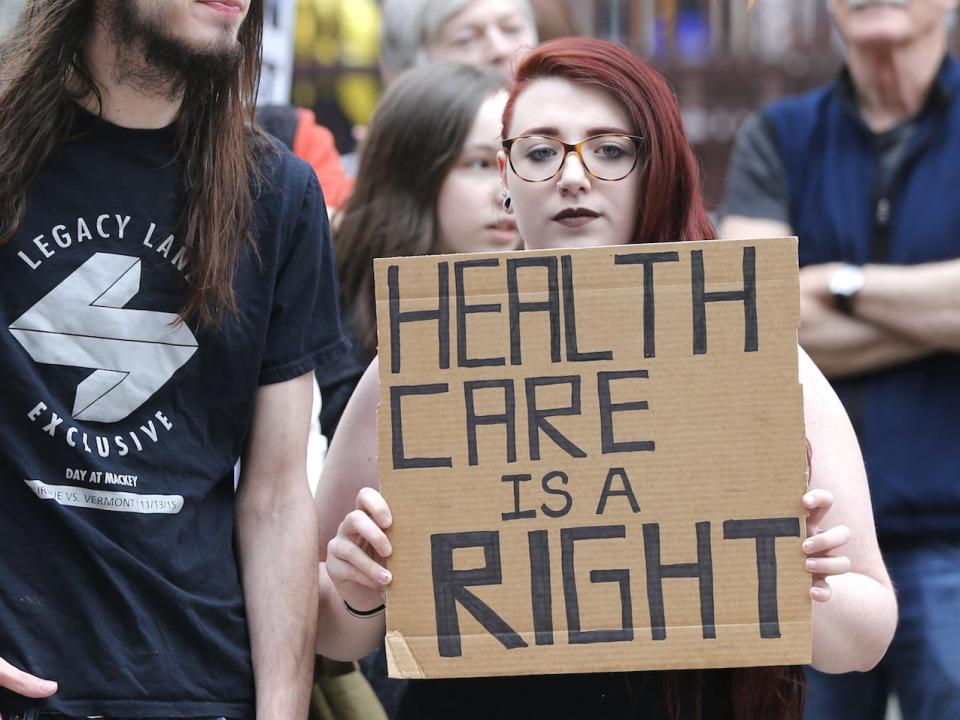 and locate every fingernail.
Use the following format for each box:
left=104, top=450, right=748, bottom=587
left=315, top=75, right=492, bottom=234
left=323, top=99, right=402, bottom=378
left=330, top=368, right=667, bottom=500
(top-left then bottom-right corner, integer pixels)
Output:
left=383, top=515, right=393, bottom=527
left=803, top=540, right=814, bottom=551
left=805, top=559, right=817, bottom=570
left=380, top=571, right=392, bottom=584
